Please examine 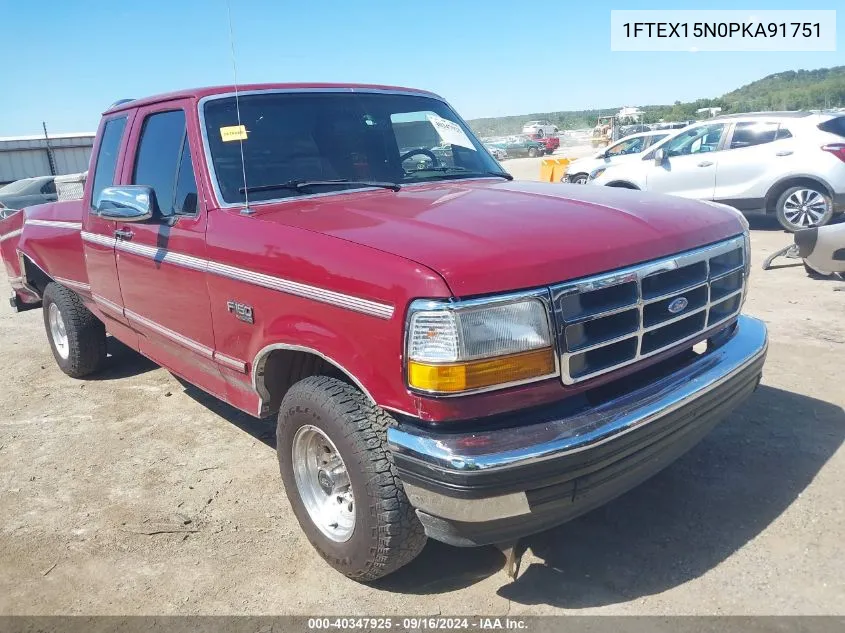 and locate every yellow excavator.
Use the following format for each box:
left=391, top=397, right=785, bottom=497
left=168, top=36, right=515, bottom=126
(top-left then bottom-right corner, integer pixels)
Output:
left=591, top=115, right=617, bottom=148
